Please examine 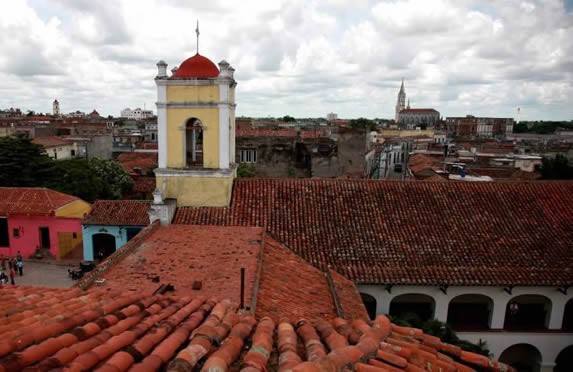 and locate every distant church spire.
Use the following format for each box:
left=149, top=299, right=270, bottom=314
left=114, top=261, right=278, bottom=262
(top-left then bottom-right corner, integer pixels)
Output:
left=395, top=78, right=406, bottom=122
left=195, top=20, right=200, bottom=54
